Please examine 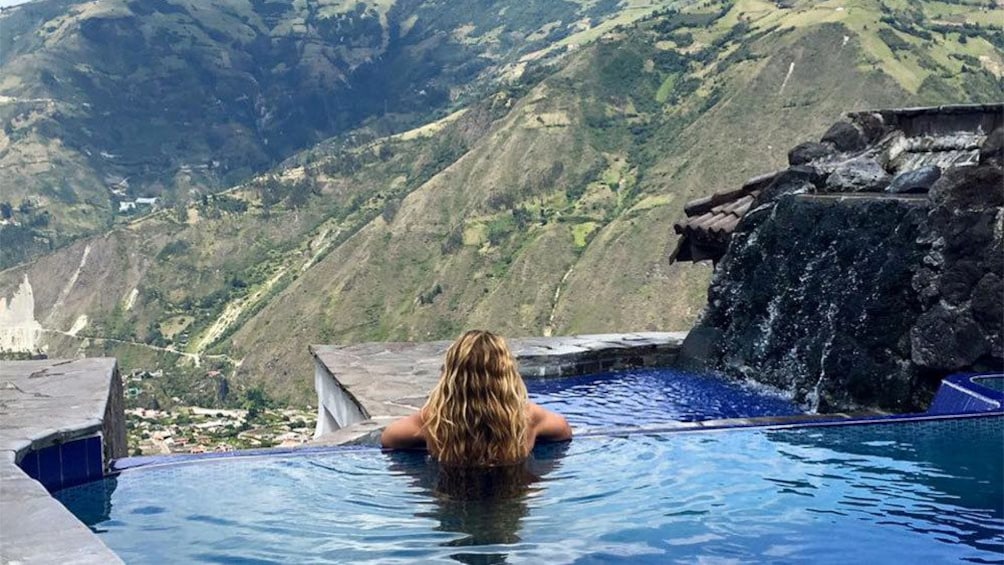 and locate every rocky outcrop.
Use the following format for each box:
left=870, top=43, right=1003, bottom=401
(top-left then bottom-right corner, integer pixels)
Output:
left=886, top=165, right=941, bottom=194
left=824, top=156, right=891, bottom=192
left=0, top=276, right=43, bottom=353
left=915, top=163, right=1004, bottom=367
left=683, top=104, right=1004, bottom=413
